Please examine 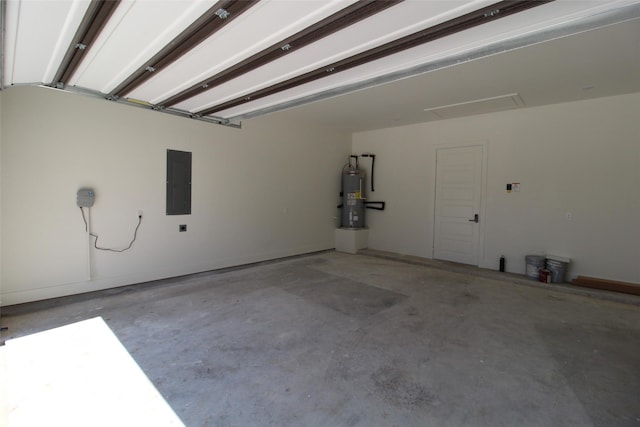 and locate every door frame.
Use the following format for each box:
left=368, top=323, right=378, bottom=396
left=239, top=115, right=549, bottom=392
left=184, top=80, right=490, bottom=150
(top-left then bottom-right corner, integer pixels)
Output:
left=431, top=140, right=488, bottom=267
